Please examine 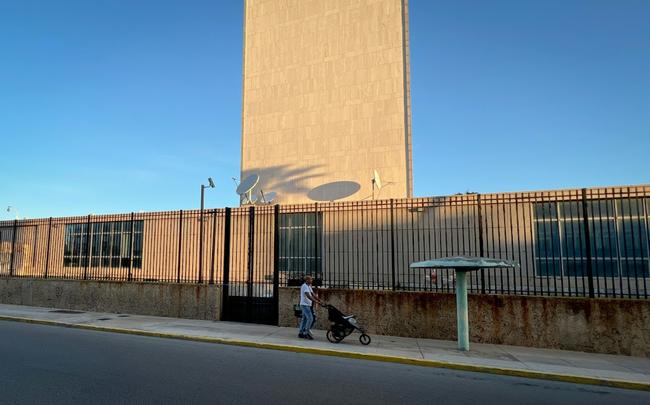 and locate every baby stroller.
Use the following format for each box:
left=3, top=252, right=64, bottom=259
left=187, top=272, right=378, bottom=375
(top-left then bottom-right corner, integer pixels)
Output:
left=322, top=304, right=371, bottom=345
